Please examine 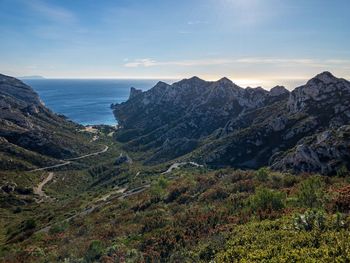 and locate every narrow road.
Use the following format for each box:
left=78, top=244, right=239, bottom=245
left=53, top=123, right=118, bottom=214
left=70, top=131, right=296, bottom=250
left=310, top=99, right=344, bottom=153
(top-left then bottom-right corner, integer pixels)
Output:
left=29, top=145, right=109, bottom=172
left=33, top=172, right=54, bottom=199
left=65, top=145, right=109, bottom=161
left=30, top=162, right=71, bottom=172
